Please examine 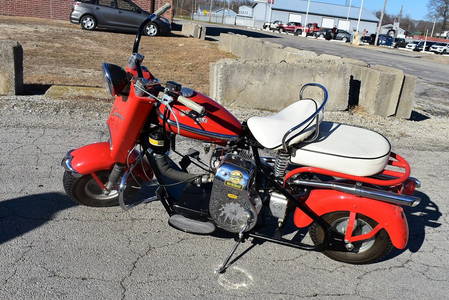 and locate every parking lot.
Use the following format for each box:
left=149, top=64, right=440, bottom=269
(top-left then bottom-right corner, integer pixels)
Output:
left=1, top=18, right=449, bottom=299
